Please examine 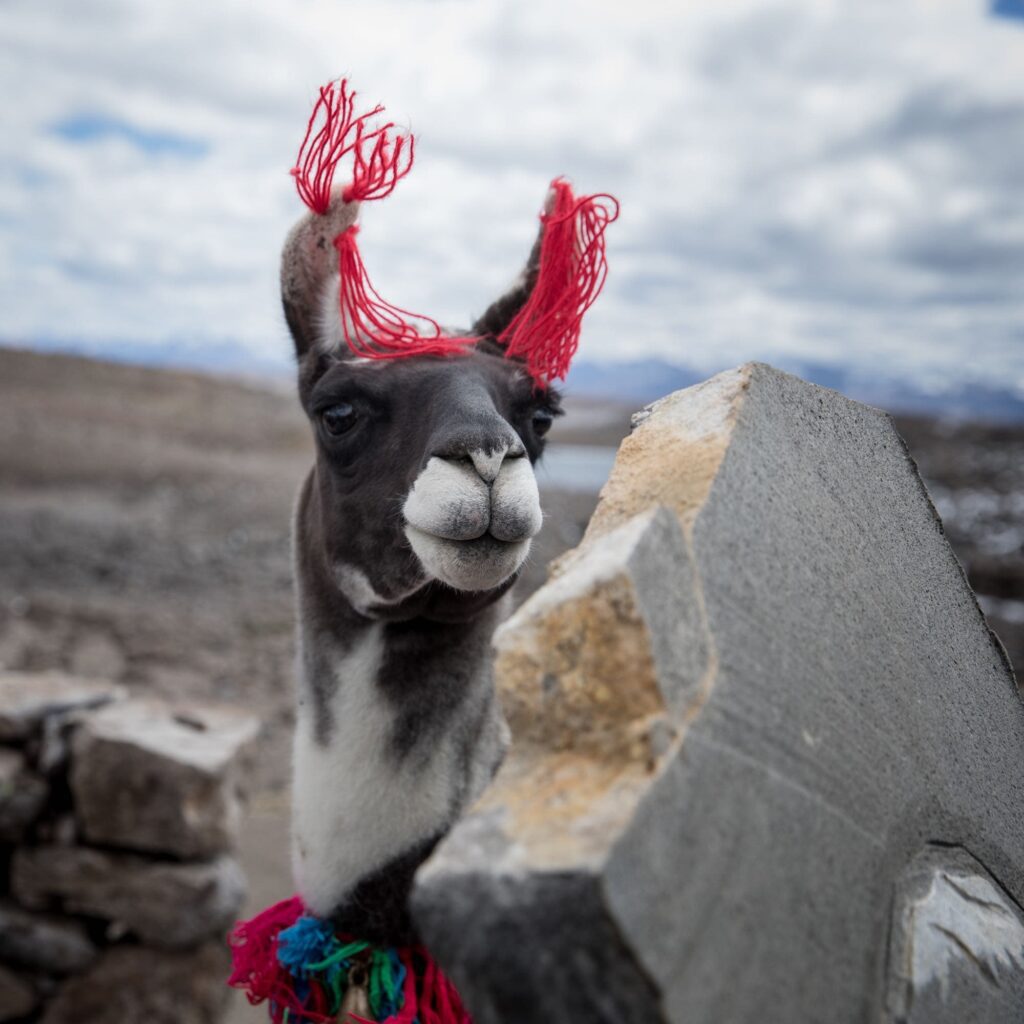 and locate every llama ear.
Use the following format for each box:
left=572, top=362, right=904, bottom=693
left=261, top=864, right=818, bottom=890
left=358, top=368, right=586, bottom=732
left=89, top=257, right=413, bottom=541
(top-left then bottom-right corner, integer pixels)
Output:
left=471, top=219, right=545, bottom=344
left=473, top=180, right=619, bottom=384
left=284, top=79, right=469, bottom=364
left=280, top=195, right=360, bottom=360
